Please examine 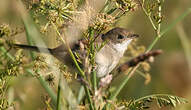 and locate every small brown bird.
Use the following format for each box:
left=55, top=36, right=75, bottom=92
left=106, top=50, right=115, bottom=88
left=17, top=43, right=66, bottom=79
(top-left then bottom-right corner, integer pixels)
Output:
left=14, top=27, right=139, bottom=77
